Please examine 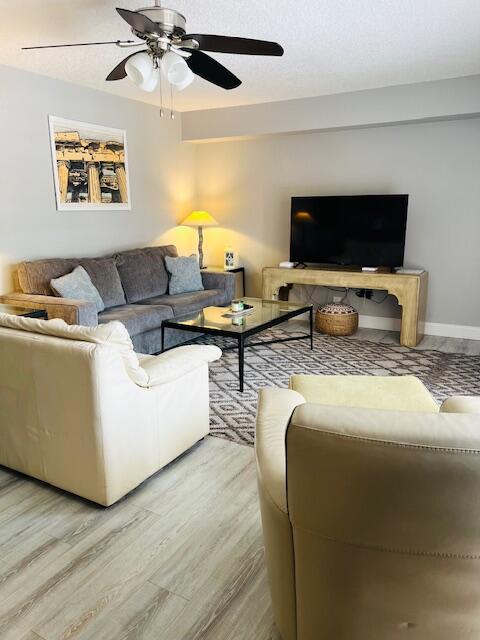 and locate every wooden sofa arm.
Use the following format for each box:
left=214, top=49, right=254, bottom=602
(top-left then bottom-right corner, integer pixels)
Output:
left=0, top=292, right=98, bottom=326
